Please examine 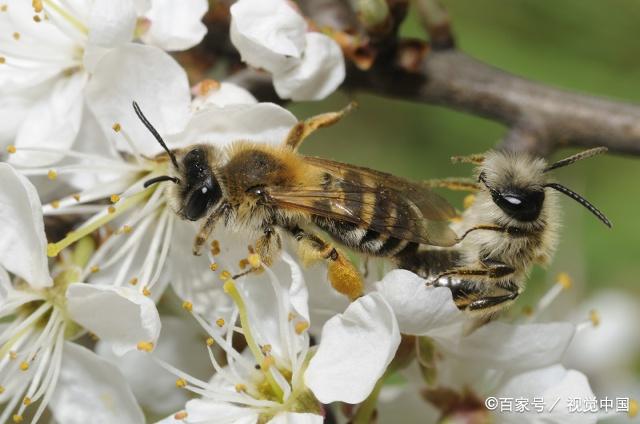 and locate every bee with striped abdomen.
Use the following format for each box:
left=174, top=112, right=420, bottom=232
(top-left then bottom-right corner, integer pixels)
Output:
left=133, top=102, right=458, bottom=300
